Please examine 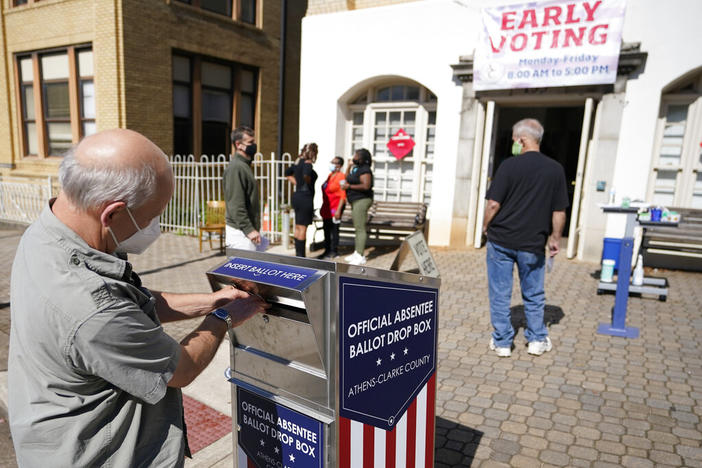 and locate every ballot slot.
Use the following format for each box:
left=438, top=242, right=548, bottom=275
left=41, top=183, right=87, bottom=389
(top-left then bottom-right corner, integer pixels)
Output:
left=208, top=275, right=320, bottom=366
left=207, top=253, right=332, bottom=407
left=262, top=299, right=309, bottom=323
